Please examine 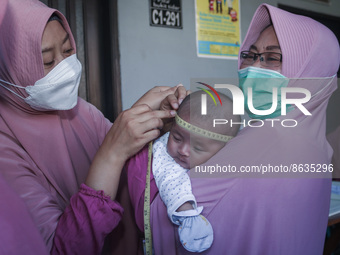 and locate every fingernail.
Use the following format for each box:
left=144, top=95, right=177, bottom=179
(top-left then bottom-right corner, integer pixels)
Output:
left=177, top=83, right=183, bottom=87
left=173, top=103, right=179, bottom=109
left=170, top=110, right=176, bottom=116
left=178, top=99, right=183, bottom=105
